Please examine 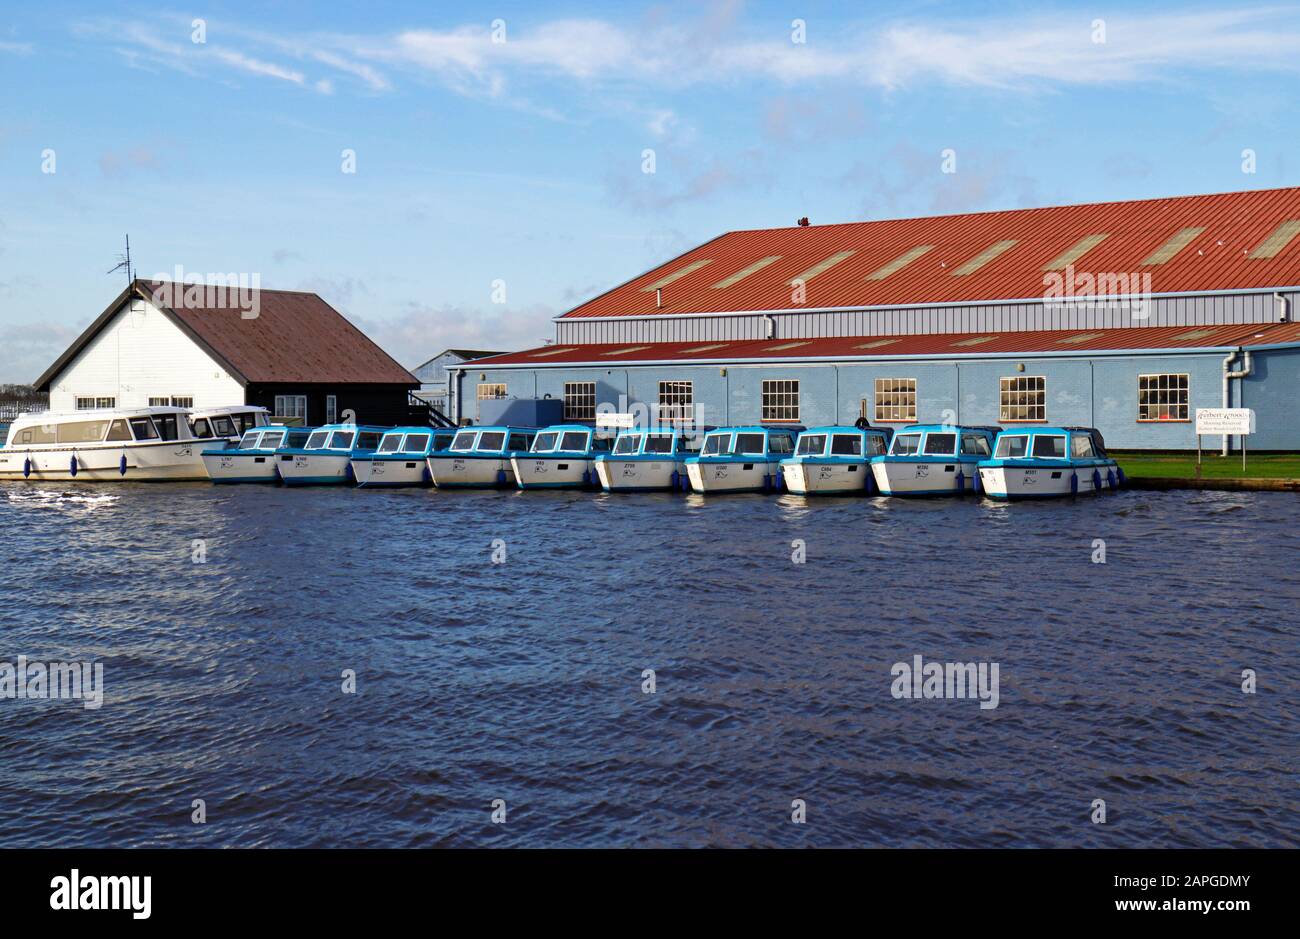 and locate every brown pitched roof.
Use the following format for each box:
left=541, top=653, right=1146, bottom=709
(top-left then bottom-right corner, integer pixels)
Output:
left=36, top=280, right=417, bottom=389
